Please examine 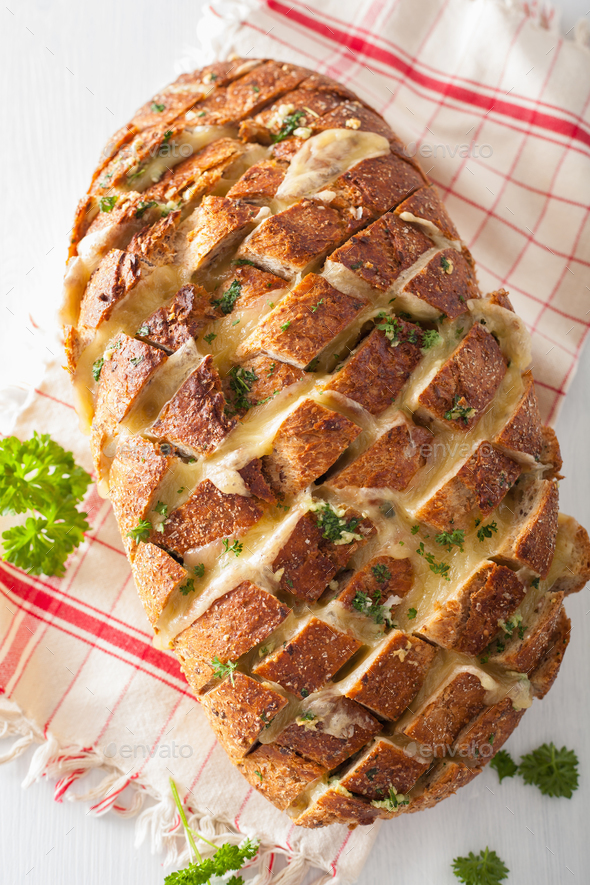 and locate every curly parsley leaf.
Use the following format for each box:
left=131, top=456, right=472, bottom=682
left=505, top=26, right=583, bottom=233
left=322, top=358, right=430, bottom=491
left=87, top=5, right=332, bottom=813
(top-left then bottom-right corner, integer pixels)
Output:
left=477, top=521, right=498, bottom=542
left=371, top=563, right=391, bottom=583
left=126, top=519, right=152, bottom=543
left=445, top=394, right=476, bottom=425
left=490, top=750, right=518, bottom=783
left=0, top=433, right=91, bottom=516
left=226, top=366, right=258, bottom=415
left=210, top=656, right=238, bottom=684
left=518, top=743, right=579, bottom=798
left=2, top=506, right=89, bottom=577
left=99, top=195, right=118, bottom=213
left=421, top=329, right=442, bottom=349
left=435, top=529, right=465, bottom=553
left=352, top=589, right=392, bottom=627
left=166, top=778, right=259, bottom=885
left=452, top=847, right=509, bottom=885
left=222, top=538, right=243, bottom=557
